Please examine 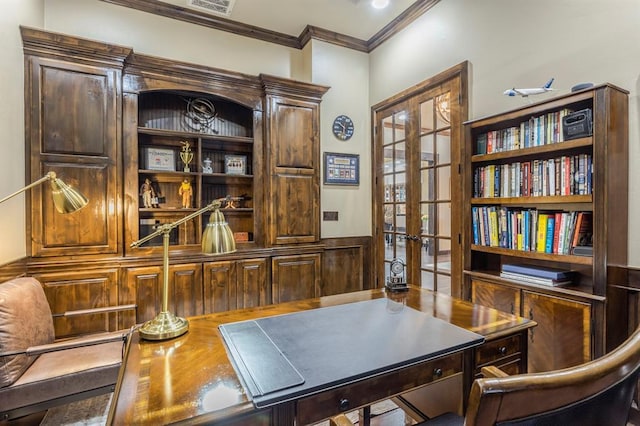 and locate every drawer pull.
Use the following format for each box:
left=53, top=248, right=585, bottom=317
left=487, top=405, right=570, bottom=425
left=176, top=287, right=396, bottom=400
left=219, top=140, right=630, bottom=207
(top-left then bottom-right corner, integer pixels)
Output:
left=433, top=368, right=443, bottom=378
left=498, top=346, right=507, bottom=355
left=339, top=398, right=350, bottom=411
